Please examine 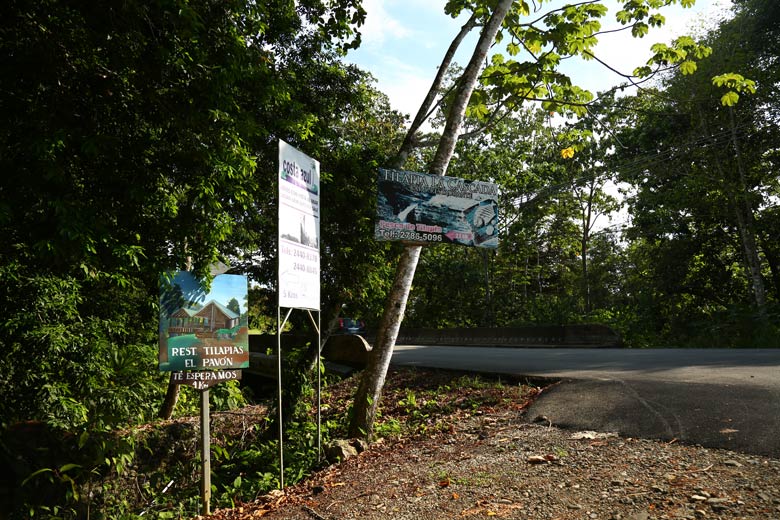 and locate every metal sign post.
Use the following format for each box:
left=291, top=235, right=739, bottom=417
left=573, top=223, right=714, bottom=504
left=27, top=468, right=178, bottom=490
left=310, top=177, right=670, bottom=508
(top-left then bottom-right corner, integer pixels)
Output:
left=308, top=309, right=322, bottom=457
left=276, top=307, right=292, bottom=489
left=276, top=307, right=321, bottom=489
